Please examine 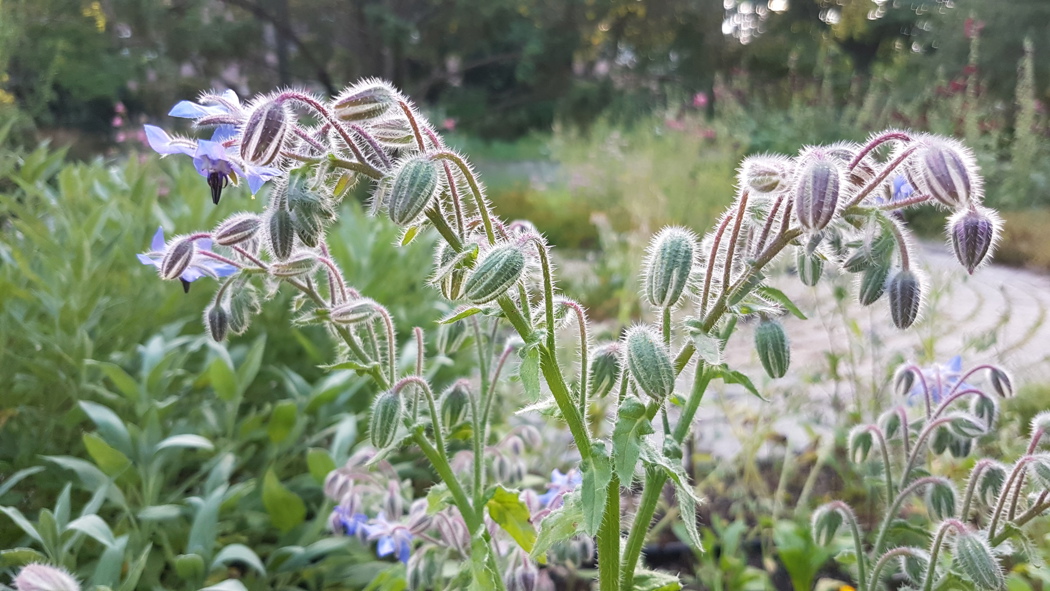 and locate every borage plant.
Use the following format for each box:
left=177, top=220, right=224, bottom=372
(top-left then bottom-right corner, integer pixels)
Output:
left=137, top=80, right=1000, bottom=589
left=813, top=358, right=1050, bottom=591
